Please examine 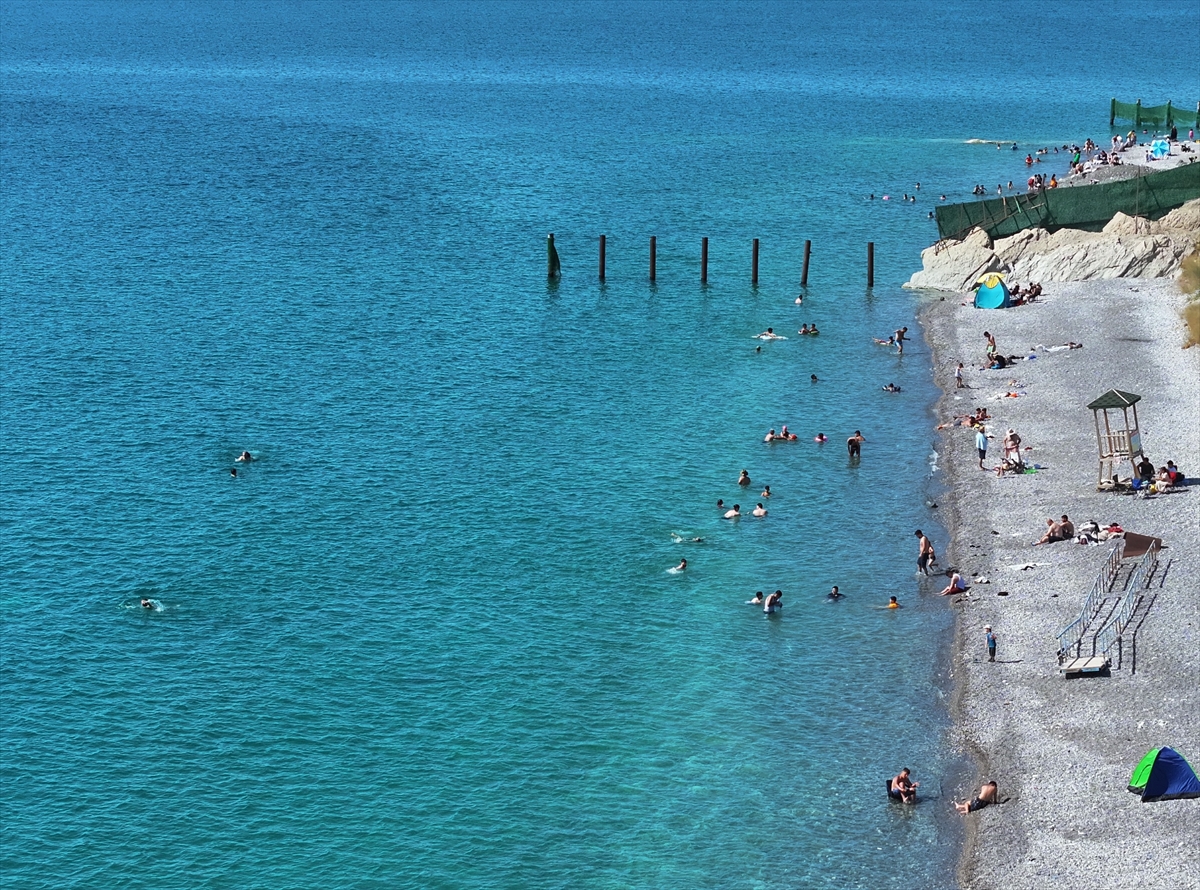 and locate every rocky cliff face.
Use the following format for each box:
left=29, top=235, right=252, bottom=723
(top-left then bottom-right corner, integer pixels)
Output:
left=905, top=199, right=1200, bottom=292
